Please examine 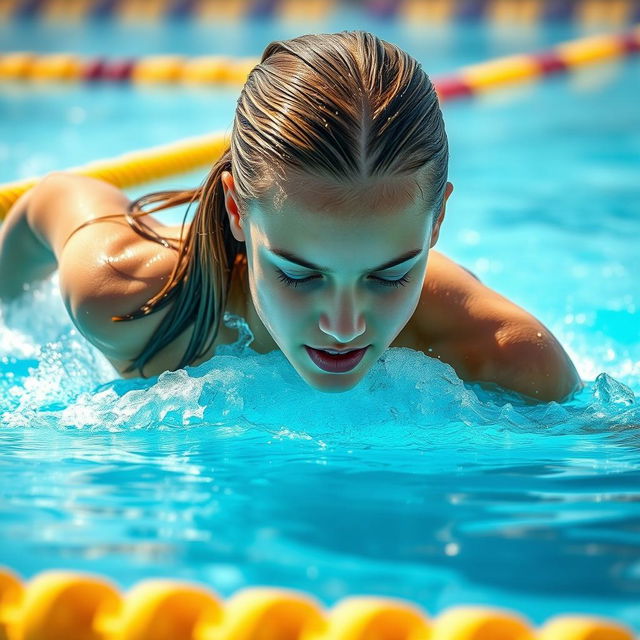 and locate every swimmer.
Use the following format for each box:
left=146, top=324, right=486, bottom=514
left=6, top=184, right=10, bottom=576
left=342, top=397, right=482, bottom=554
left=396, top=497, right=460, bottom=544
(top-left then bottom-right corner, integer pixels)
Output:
left=0, top=31, right=582, bottom=402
